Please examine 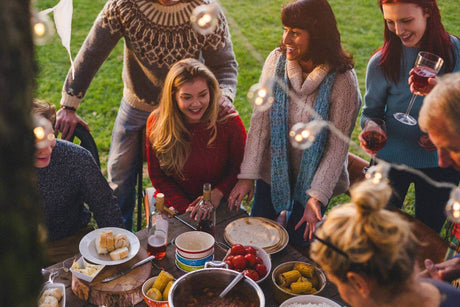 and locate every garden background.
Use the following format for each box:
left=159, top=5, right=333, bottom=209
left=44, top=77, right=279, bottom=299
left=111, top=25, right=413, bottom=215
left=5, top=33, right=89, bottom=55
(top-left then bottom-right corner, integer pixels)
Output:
left=35, top=0, right=460, bottom=230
